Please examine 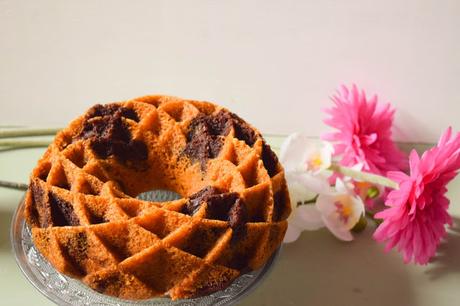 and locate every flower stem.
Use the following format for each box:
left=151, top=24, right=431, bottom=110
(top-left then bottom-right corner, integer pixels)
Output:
left=329, top=162, right=399, bottom=189
left=366, top=211, right=383, bottom=225
left=0, top=128, right=61, bottom=139
left=351, top=215, right=368, bottom=233
left=303, top=195, right=318, bottom=205
left=0, top=179, right=28, bottom=190
left=0, top=140, right=51, bottom=148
